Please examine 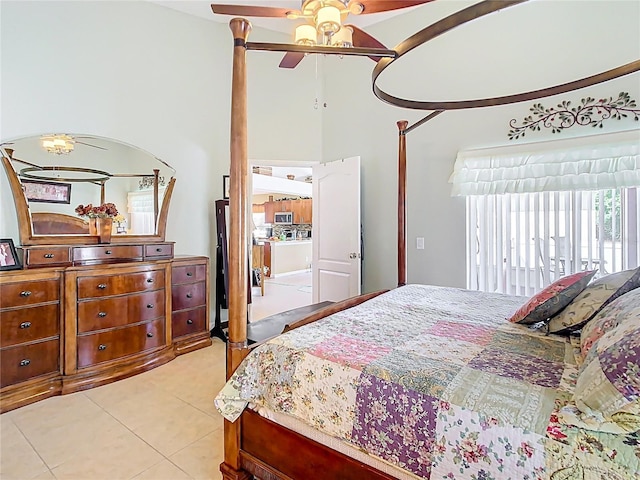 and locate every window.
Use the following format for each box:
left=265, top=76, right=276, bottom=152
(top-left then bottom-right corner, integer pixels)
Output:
left=450, top=130, right=639, bottom=296
left=467, top=188, right=639, bottom=296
